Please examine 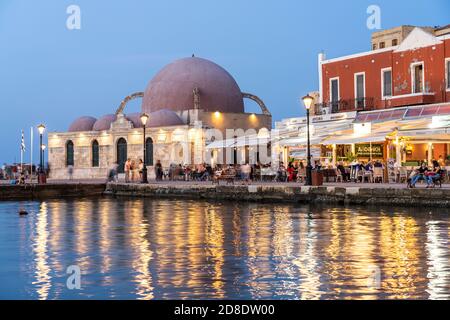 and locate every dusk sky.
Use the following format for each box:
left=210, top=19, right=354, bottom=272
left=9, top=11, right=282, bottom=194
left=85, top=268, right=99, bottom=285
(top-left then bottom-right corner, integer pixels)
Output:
left=1, top=0, right=449, bottom=163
